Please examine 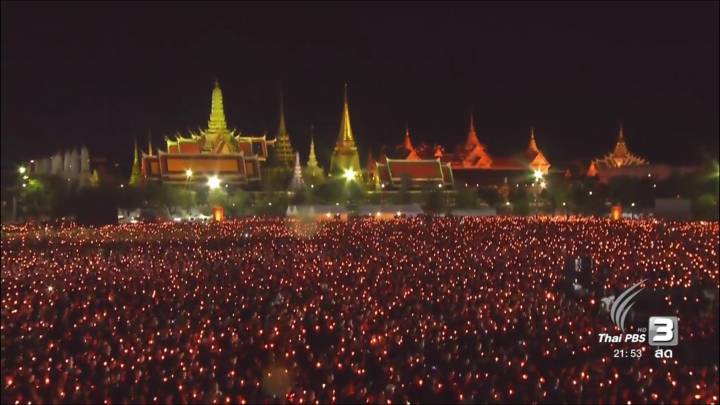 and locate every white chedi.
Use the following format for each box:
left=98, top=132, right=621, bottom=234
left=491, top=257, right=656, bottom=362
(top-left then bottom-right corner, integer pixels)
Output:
left=289, top=152, right=305, bottom=191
